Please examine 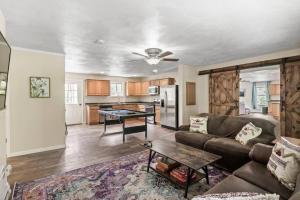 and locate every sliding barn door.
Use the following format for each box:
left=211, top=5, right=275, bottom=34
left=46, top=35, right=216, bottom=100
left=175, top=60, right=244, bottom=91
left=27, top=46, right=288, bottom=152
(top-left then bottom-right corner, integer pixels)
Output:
left=281, top=62, right=300, bottom=138
left=209, top=70, right=239, bottom=116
